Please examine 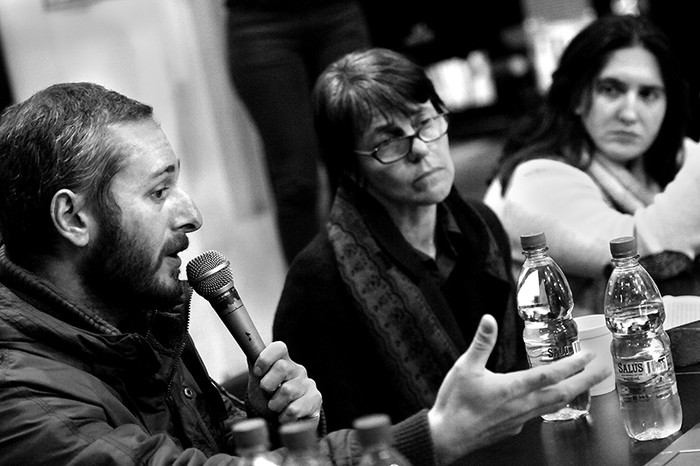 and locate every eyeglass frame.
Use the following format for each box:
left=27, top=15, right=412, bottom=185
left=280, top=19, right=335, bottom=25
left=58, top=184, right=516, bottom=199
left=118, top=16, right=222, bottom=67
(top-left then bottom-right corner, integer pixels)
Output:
left=353, top=112, right=450, bottom=164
